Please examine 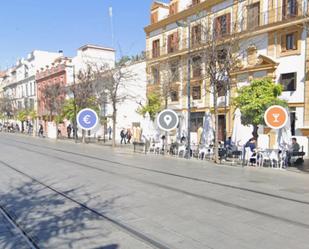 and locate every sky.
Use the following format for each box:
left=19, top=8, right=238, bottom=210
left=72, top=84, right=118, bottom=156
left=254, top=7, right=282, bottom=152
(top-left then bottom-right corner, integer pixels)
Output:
left=0, top=0, right=167, bottom=69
